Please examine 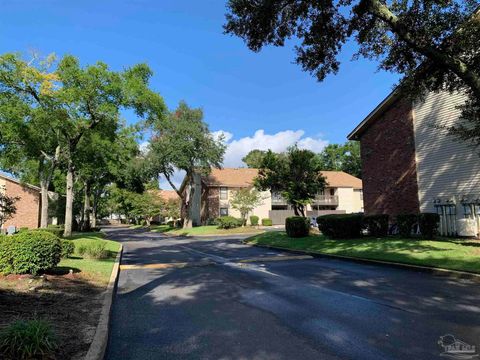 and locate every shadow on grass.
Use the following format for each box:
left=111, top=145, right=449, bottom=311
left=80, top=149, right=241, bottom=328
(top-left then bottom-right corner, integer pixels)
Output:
left=47, top=266, right=82, bottom=275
